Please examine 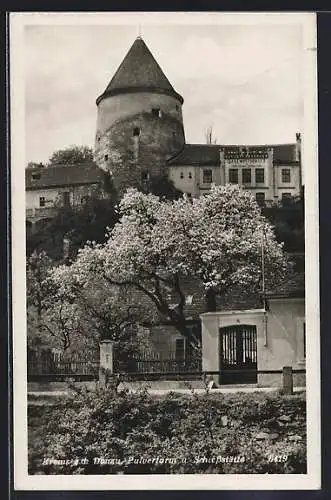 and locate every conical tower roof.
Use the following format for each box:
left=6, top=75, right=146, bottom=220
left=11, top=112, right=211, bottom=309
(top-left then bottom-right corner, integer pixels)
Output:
left=96, top=37, right=183, bottom=105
